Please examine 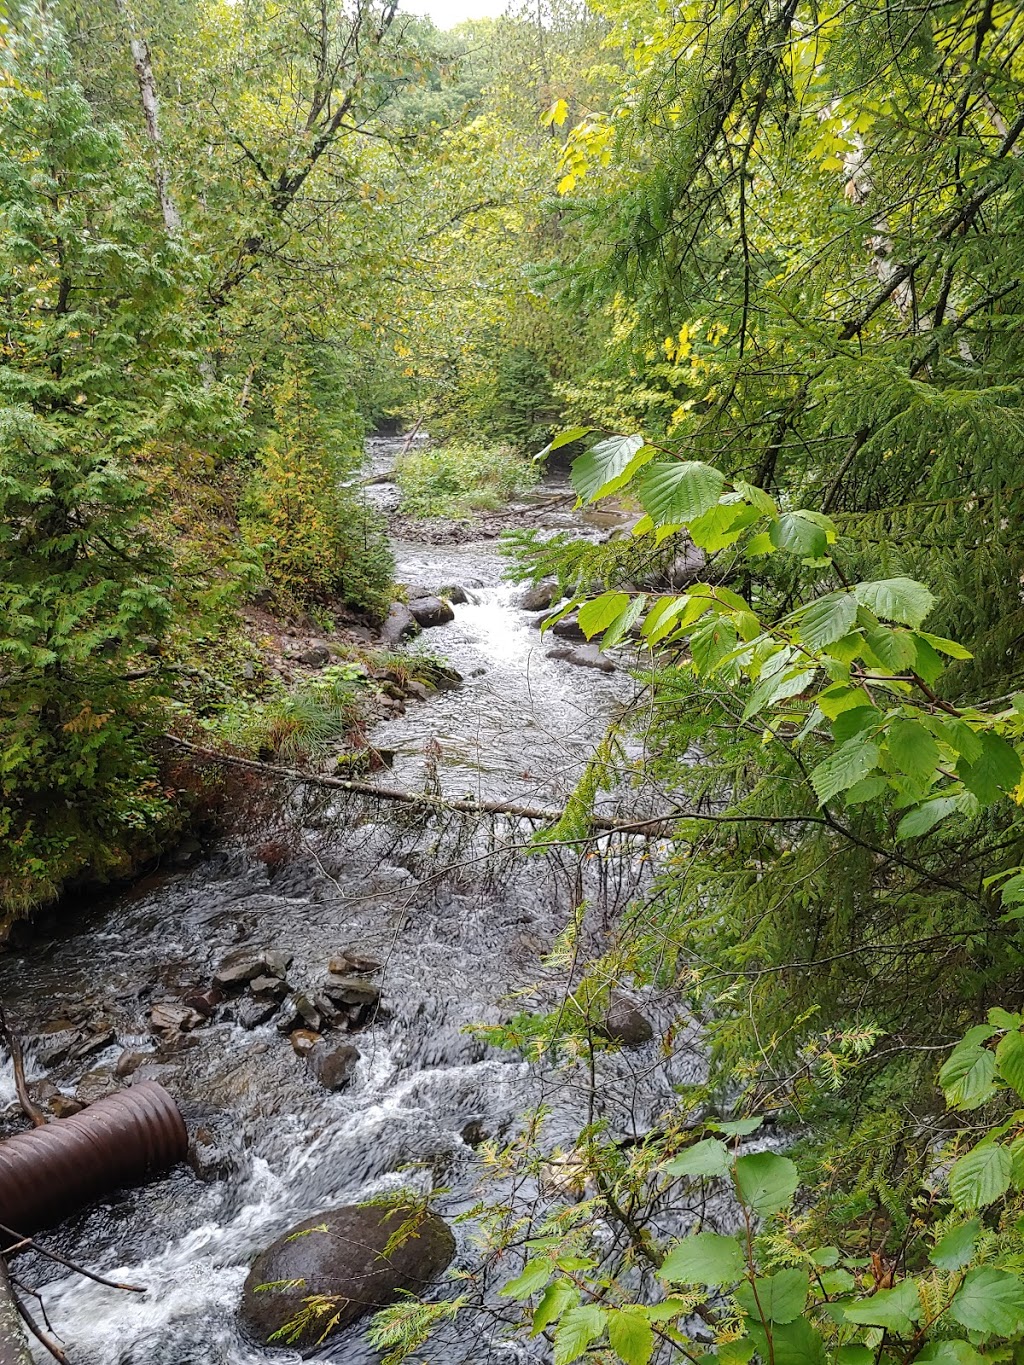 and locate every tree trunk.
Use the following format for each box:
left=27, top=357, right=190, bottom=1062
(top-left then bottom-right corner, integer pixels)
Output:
left=114, top=0, right=180, bottom=236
